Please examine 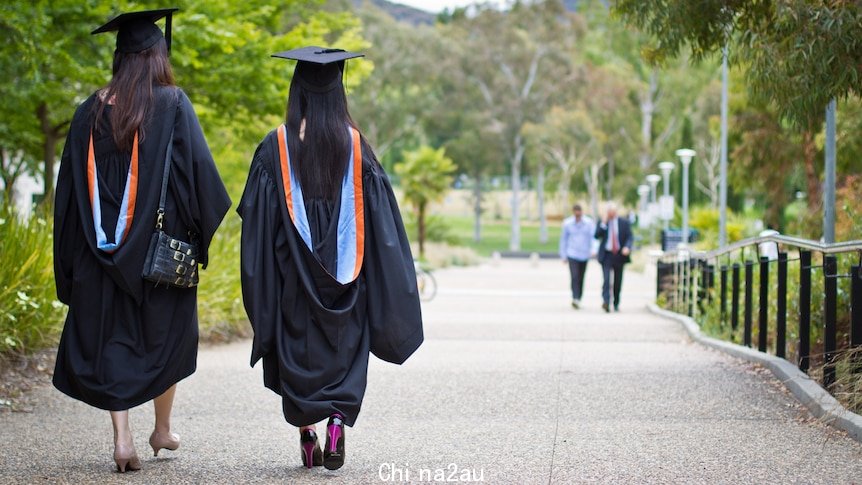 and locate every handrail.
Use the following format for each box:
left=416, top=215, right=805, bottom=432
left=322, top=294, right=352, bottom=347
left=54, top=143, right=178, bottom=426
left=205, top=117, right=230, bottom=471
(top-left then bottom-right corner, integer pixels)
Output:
left=654, top=232, right=862, bottom=394
left=661, top=234, right=862, bottom=260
